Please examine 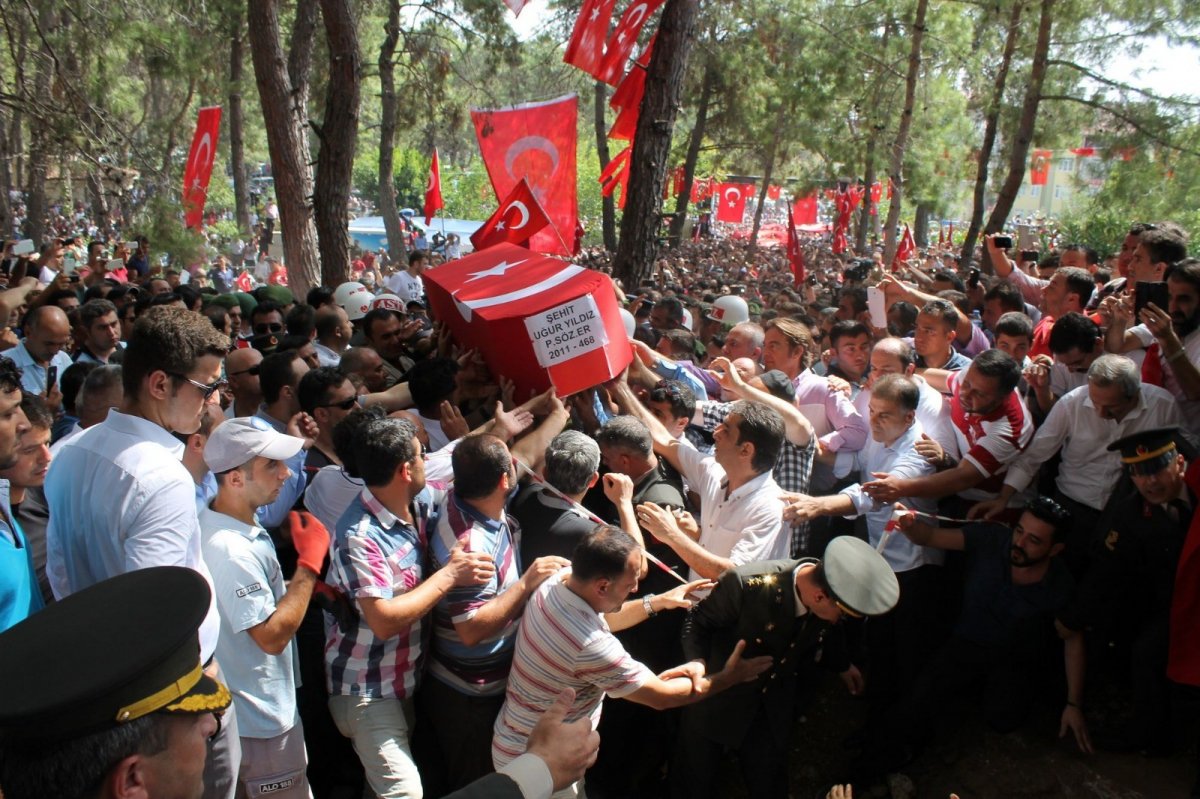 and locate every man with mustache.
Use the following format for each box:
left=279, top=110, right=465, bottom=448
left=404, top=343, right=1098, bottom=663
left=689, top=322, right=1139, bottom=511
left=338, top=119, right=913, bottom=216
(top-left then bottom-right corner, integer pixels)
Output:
left=850, top=496, right=1081, bottom=786
left=1105, top=258, right=1200, bottom=438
